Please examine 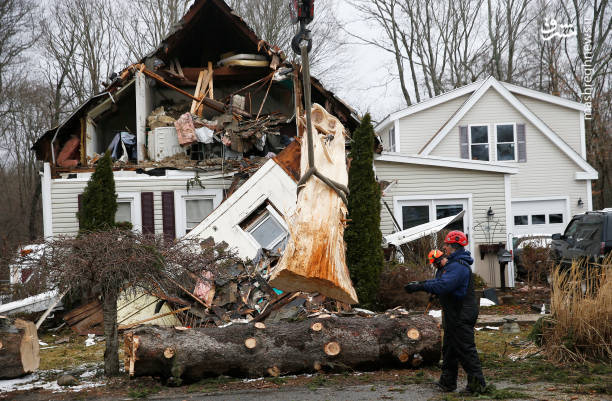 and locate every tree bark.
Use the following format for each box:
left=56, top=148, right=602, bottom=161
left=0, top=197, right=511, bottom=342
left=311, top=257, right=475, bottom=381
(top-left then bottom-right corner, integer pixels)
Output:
left=102, top=291, right=119, bottom=376
left=124, top=315, right=441, bottom=382
left=0, top=317, right=40, bottom=379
